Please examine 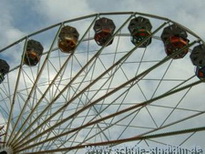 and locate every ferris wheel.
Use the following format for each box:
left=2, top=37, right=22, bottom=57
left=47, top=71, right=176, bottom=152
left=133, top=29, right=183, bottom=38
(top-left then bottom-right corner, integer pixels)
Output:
left=0, top=12, right=205, bottom=153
